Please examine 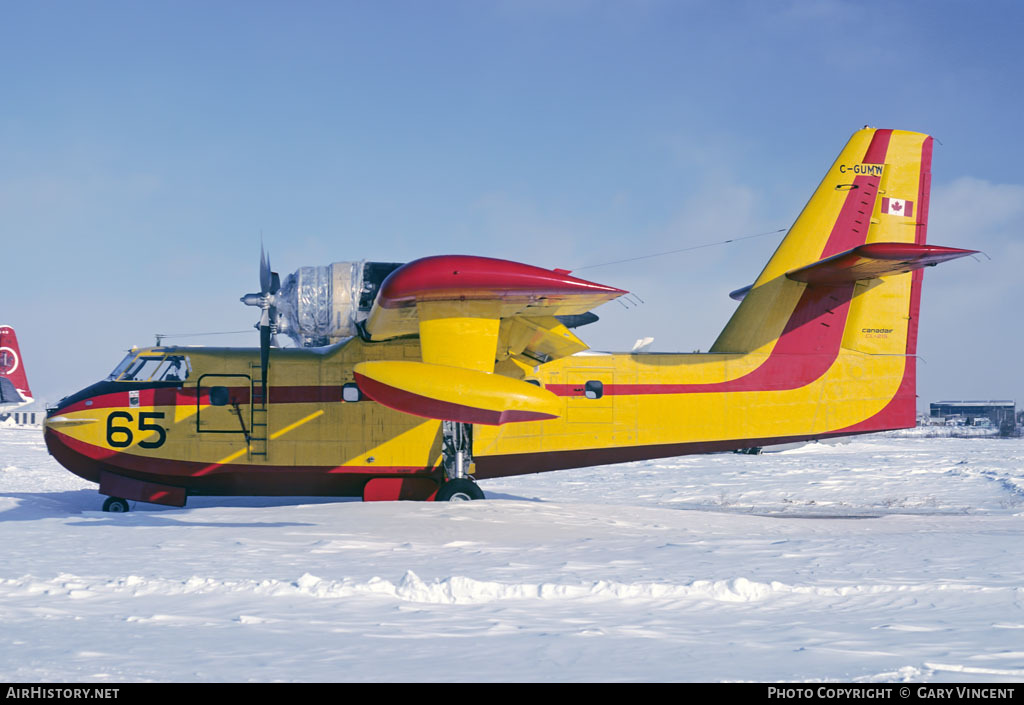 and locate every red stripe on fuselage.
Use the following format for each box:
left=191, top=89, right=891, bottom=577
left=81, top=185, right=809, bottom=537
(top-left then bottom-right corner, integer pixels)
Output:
left=549, top=283, right=855, bottom=397
left=56, top=385, right=347, bottom=413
